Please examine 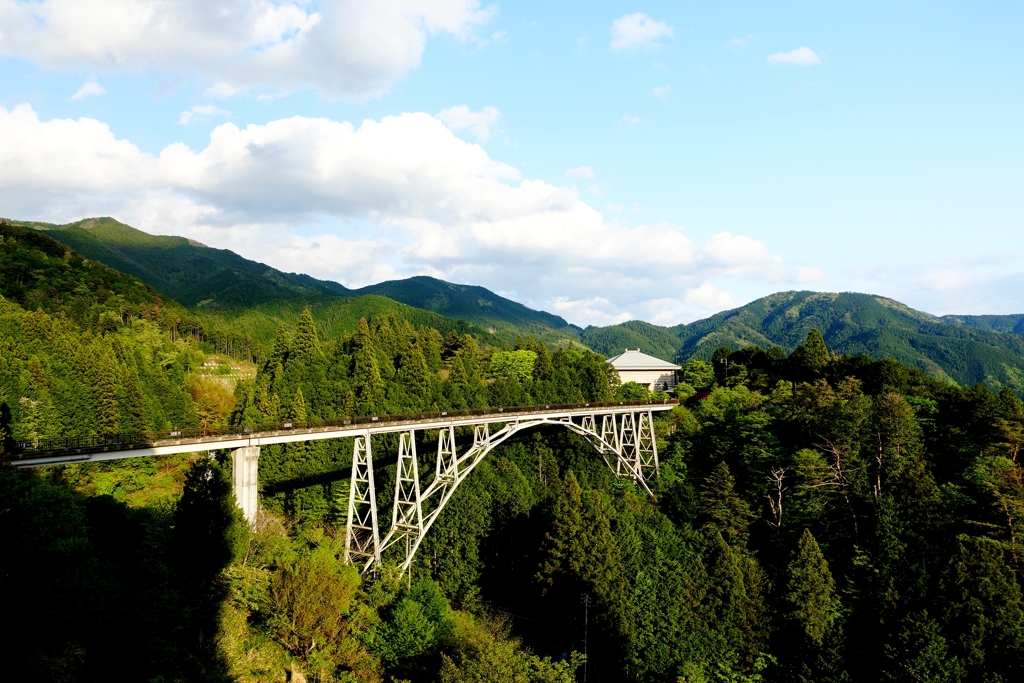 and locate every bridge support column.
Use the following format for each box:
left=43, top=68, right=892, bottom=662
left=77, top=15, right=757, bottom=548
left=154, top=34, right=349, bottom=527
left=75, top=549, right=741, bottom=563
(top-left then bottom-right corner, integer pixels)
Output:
left=231, top=446, right=260, bottom=527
